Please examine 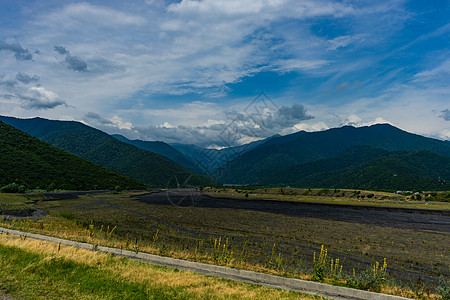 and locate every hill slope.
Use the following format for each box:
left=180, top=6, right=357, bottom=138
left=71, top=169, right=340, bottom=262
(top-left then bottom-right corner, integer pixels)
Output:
left=0, top=116, right=214, bottom=187
left=218, top=124, right=450, bottom=184
left=112, top=134, right=199, bottom=172
left=293, top=150, right=450, bottom=191
left=0, top=121, right=145, bottom=190
left=260, top=145, right=390, bottom=186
